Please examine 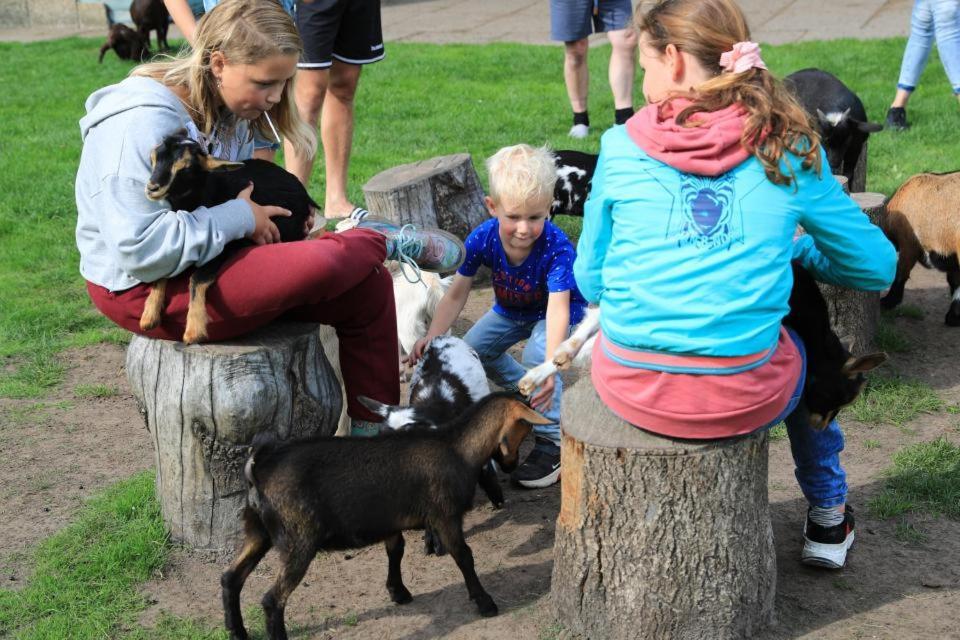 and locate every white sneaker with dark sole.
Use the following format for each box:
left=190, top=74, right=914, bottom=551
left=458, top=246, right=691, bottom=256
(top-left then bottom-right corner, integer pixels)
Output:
left=801, top=506, right=855, bottom=569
